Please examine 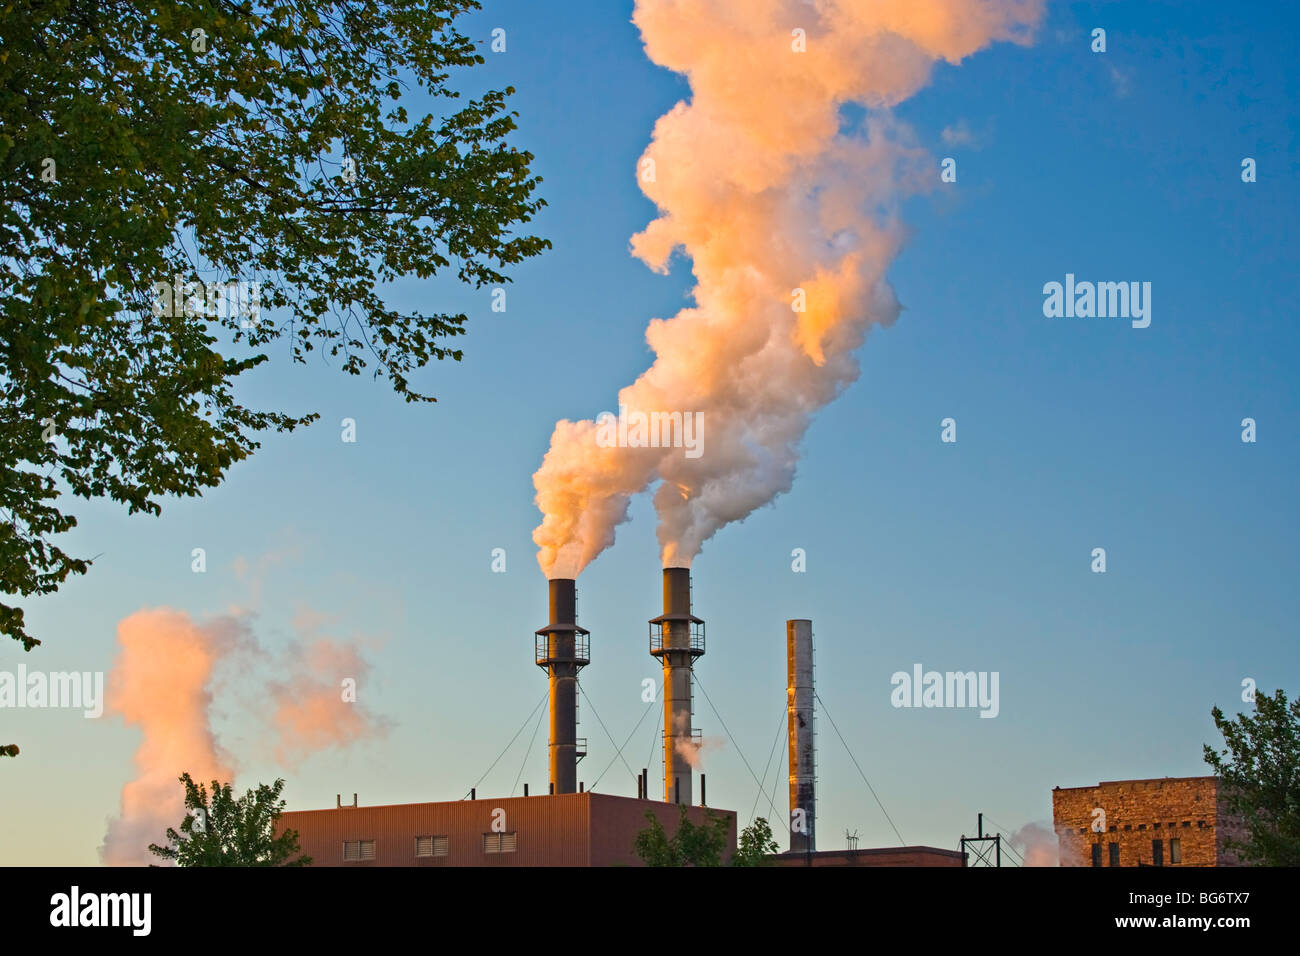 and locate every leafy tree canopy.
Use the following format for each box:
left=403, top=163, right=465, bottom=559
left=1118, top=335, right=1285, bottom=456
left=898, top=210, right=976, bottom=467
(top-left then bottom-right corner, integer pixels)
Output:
left=0, top=0, right=548, bottom=652
left=633, top=806, right=778, bottom=867
left=149, top=772, right=311, bottom=865
left=732, top=815, right=779, bottom=866
left=1204, top=687, right=1300, bottom=866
